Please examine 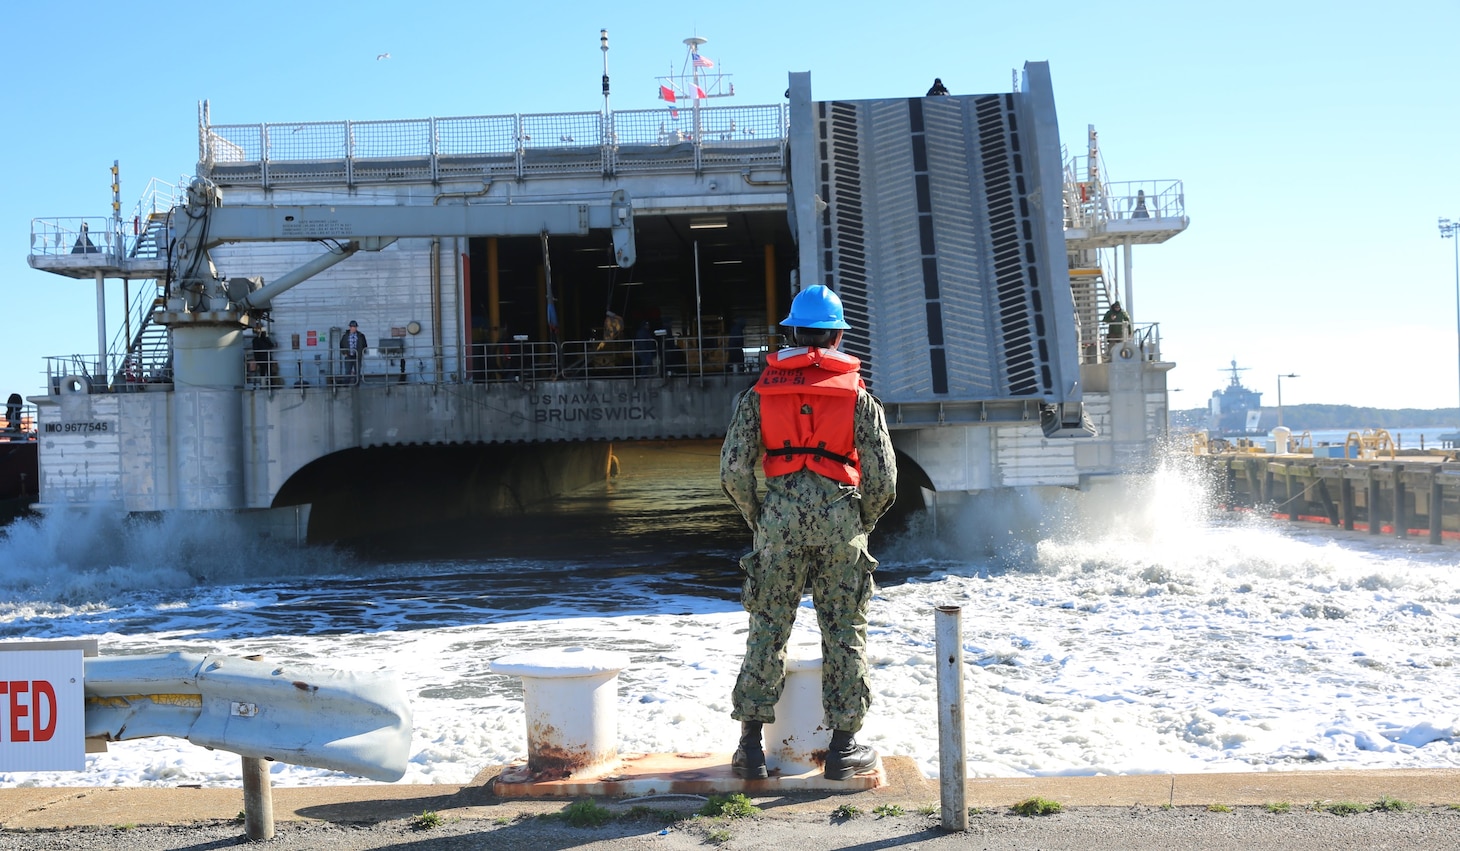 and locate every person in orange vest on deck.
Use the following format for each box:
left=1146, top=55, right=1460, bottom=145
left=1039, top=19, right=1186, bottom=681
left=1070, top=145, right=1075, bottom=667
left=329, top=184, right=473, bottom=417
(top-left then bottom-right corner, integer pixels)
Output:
left=719, top=284, right=898, bottom=781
